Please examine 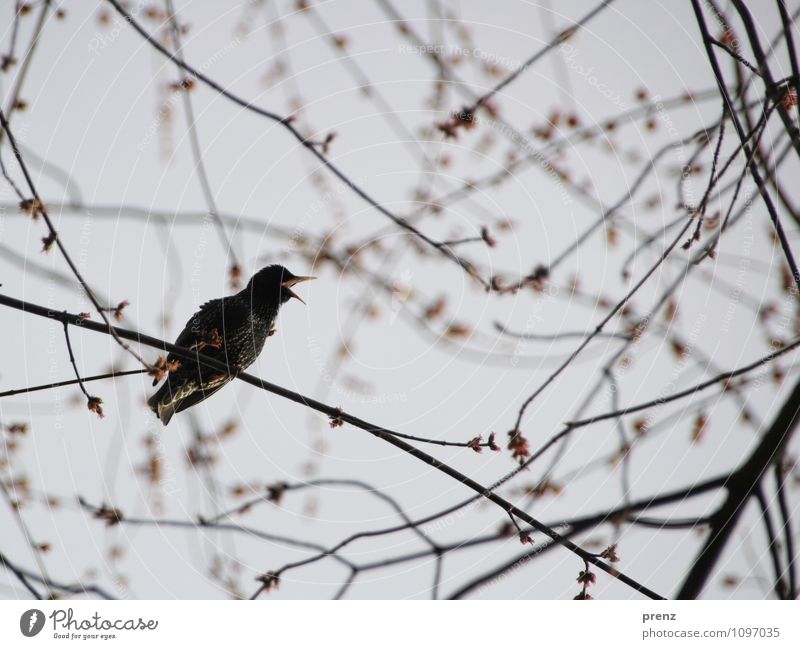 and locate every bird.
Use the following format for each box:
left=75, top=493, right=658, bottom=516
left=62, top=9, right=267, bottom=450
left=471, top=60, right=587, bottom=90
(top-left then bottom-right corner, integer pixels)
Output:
left=147, top=265, right=314, bottom=425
